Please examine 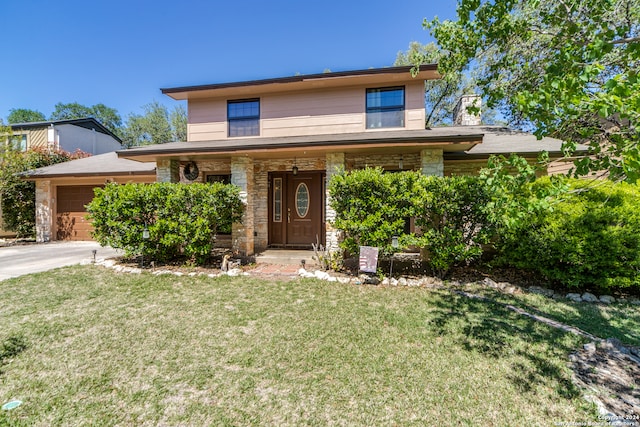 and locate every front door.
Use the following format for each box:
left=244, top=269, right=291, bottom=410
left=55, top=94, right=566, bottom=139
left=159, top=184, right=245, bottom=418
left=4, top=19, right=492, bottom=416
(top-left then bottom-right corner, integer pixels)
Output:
left=269, top=171, right=324, bottom=247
